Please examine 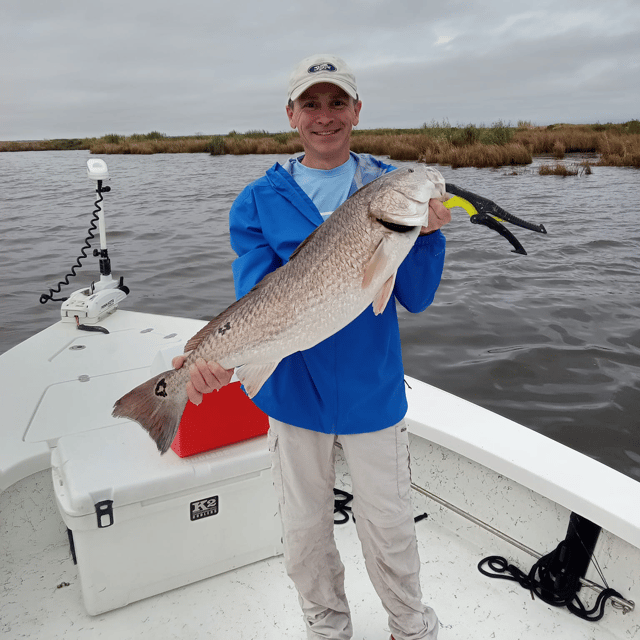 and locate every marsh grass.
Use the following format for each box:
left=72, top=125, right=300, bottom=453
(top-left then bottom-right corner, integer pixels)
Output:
left=538, top=161, right=594, bottom=176
left=539, top=163, right=579, bottom=176
left=2, top=121, right=639, bottom=168
left=0, top=138, right=88, bottom=151
left=513, top=123, right=640, bottom=168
